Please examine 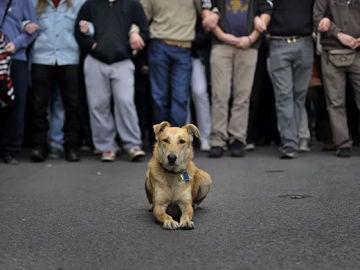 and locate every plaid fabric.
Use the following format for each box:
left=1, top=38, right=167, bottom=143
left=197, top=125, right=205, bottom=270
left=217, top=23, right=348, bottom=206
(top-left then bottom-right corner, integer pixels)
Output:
left=0, top=31, right=14, bottom=108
